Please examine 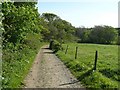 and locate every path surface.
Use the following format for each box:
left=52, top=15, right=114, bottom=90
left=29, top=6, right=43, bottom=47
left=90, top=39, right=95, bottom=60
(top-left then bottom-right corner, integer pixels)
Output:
left=23, top=45, right=84, bottom=88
